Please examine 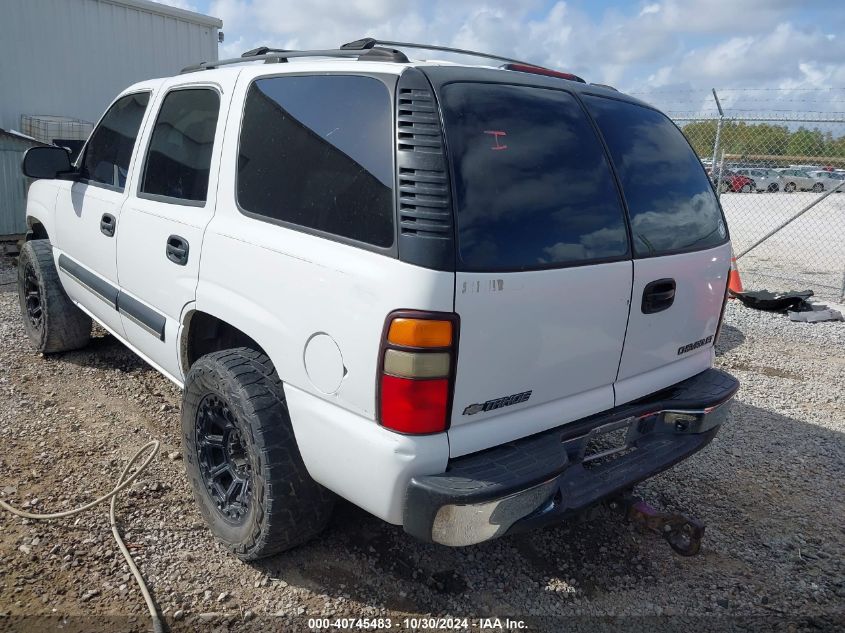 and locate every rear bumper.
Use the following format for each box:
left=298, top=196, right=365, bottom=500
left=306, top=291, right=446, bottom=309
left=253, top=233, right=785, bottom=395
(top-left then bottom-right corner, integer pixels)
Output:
left=403, top=368, right=738, bottom=546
